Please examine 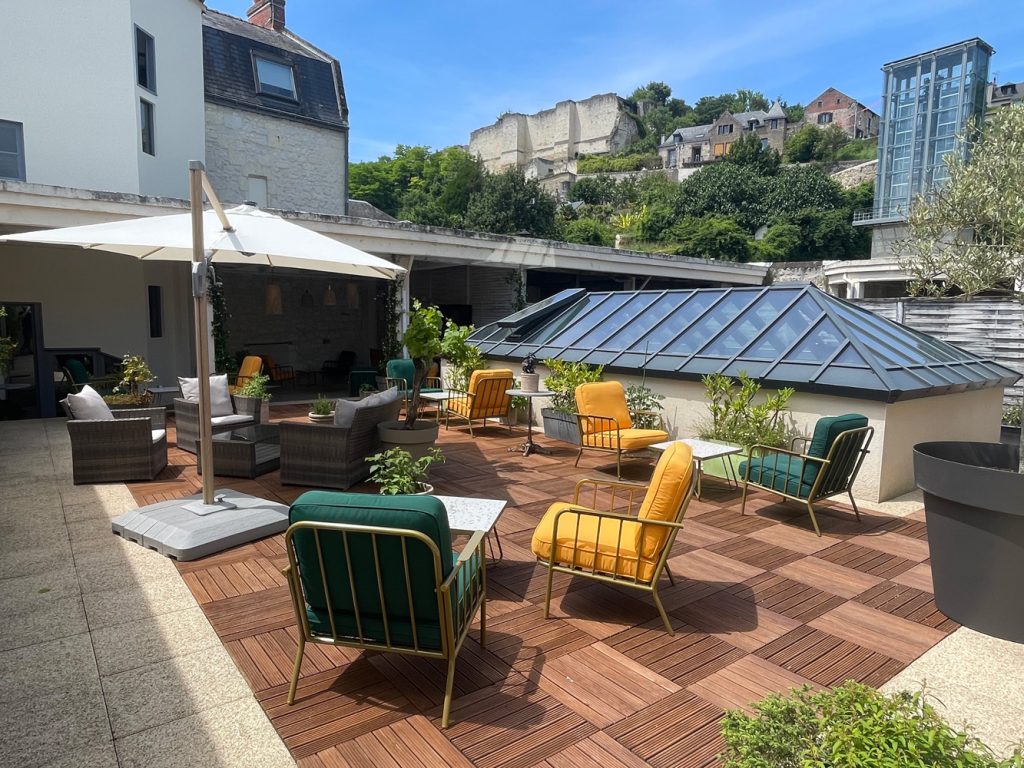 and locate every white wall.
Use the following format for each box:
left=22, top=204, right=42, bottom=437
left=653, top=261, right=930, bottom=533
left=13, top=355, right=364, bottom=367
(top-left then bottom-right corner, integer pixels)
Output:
left=131, top=0, right=206, bottom=198
left=0, top=0, right=203, bottom=198
left=205, top=103, right=347, bottom=214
